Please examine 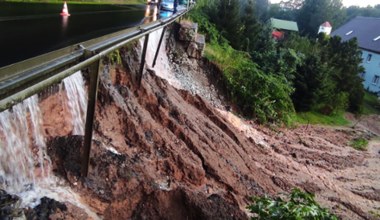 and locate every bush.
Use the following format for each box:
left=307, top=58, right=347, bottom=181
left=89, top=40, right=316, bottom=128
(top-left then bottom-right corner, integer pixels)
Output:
left=205, top=43, right=295, bottom=124
left=248, top=188, right=338, bottom=220
left=189, top=10, right=295, bottom=124
left=350, top=138, right=368, bottom=151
